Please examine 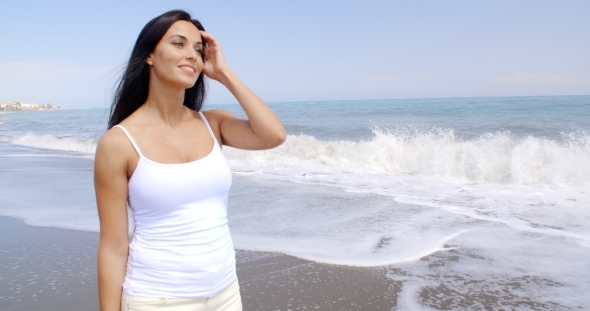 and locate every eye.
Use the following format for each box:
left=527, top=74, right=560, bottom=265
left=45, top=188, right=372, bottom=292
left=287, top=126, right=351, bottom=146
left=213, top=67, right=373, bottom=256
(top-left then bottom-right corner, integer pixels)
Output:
left=173, top=42, right=183, bottom=47
left=195, top=49, right=202, bottom=55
